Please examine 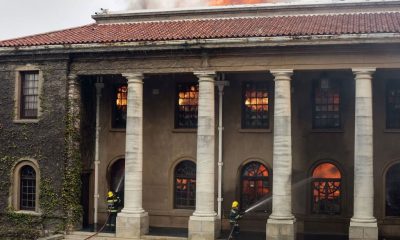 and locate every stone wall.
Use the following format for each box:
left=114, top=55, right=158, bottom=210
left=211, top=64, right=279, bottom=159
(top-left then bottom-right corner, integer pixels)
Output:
left=0, top=57, right=69, bottom=238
